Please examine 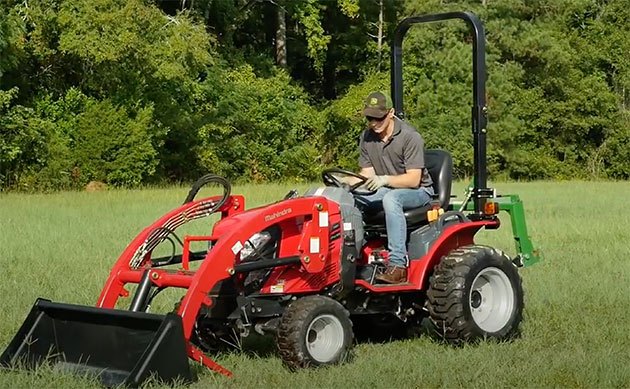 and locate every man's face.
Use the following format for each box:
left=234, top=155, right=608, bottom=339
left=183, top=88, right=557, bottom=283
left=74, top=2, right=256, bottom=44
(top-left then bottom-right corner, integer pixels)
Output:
left=366, top=109, right=393, bottom=135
